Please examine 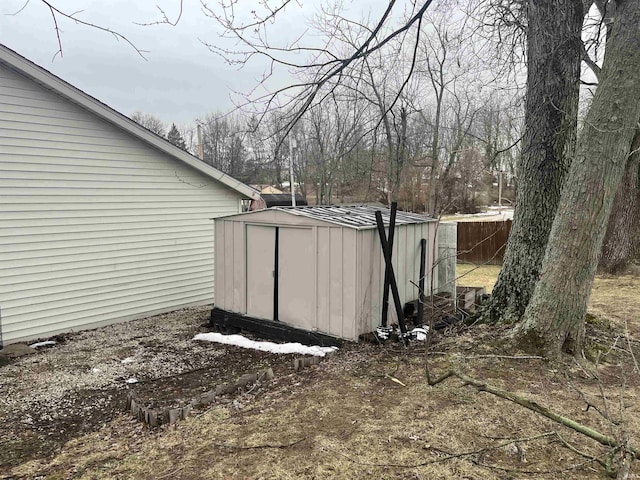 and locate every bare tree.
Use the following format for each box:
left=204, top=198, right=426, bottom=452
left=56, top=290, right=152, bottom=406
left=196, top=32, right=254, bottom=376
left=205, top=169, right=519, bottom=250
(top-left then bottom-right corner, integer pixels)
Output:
left=483, top=0, right=583, bottom=325
left=599, top=130, right=640, bottom=273
left=518, top=0, right=640, bottom=356
left=300, top=95, right=366, bottom=204
left=18, top=0, right=149, bottom=60
left=198, top=112, right=258, bottom=182
left=201, top=0, right=436, bottom=140
left=130, top=111, right=166, bottom=137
